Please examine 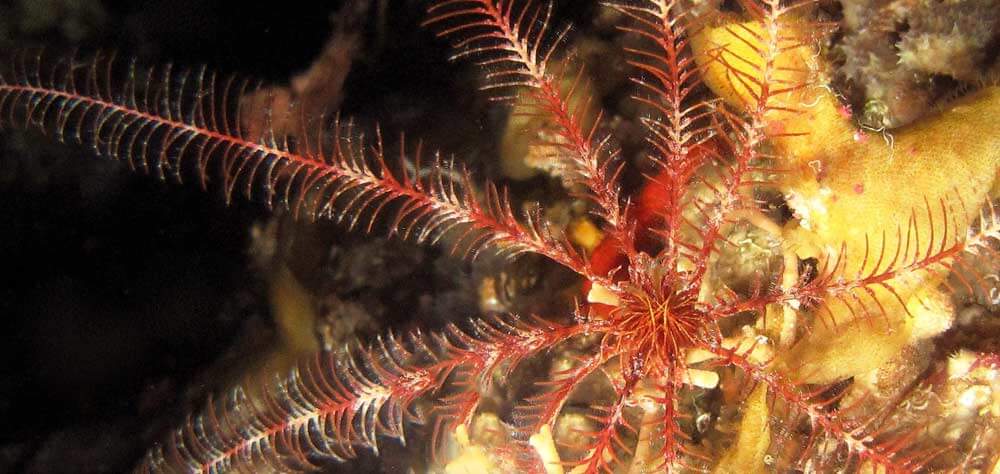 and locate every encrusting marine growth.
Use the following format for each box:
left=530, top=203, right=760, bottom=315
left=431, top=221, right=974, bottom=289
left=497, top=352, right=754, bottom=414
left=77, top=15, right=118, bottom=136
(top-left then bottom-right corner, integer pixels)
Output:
left=1, top=0, right=998, bottom=472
